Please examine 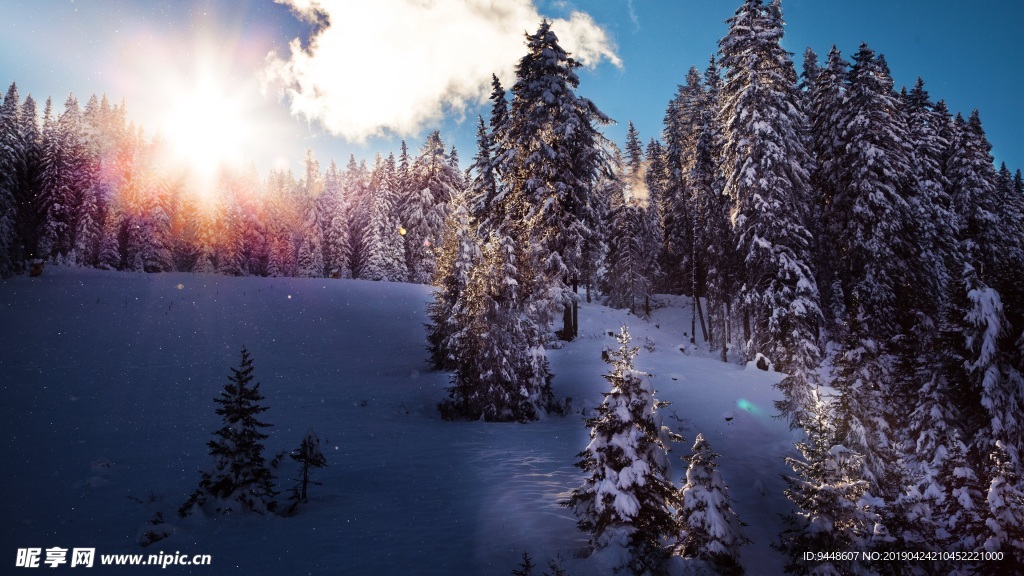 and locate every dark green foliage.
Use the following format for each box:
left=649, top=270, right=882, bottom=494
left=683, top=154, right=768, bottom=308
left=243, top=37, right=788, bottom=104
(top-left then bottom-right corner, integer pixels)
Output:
left=289, top=429, right=327, bottom=507
left=179, top=346, right=276, bottom=517
left=511, top=551, right=536, bottom=576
